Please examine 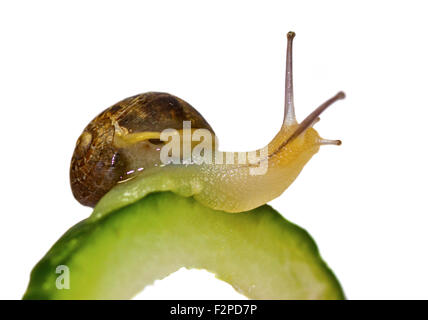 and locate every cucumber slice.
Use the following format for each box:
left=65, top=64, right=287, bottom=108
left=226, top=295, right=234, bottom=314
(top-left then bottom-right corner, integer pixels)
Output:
left=23, top=192, right=343, bottom=300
